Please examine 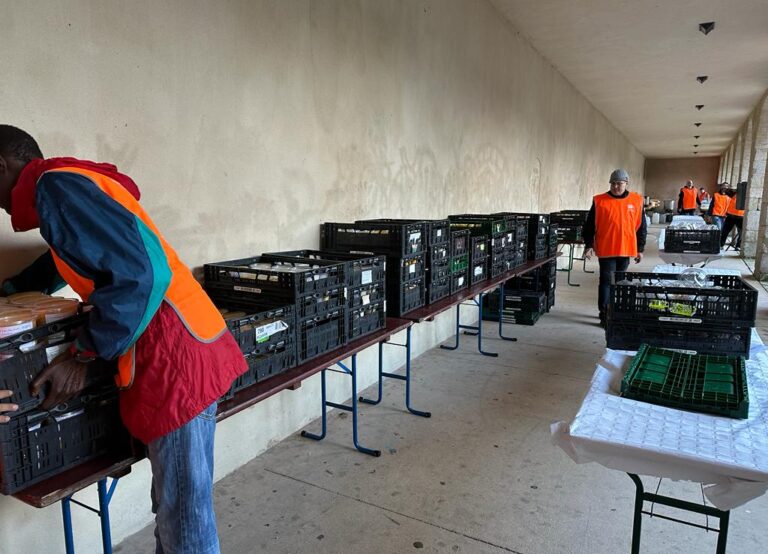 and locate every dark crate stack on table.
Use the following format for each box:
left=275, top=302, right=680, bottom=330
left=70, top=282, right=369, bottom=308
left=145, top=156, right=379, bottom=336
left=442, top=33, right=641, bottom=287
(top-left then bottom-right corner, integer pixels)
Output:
left=204, top=255, right=346, bottom=363
left=448, top=215, right=511, bottom=279
left=263, top=249, right=387, bottom=342
left=490, top=213, right=524, bottom=269
left=449, top=229, right=471, bottom=294
left=550, top=210, right=588, bottom=243
left=606, top=271, right=758, bottom=357
left=512, top=213, right=550, bottom=261
left=352, top=219, right=451, bottom=305
left=321, top=221, right=427, bottom=316
left=469, top=235, right=490, bottom=284
left=0, top=315, right=134, bottom=495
